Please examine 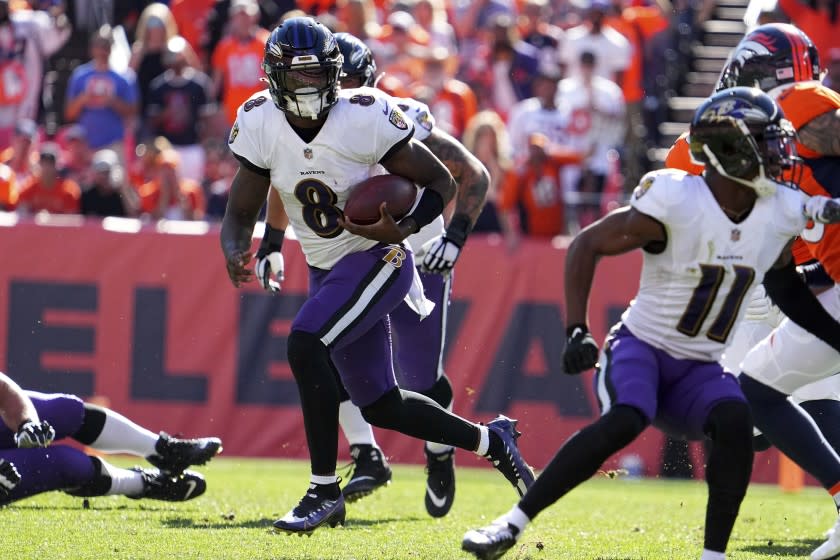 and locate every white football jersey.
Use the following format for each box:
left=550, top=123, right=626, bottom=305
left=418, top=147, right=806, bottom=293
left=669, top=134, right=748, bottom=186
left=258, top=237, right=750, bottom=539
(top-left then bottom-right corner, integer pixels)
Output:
left=621, top=169, right=807, bottom=361
left=229, top=87, right=414, bottom=269
left=383, top=96, right=445, bottom=256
